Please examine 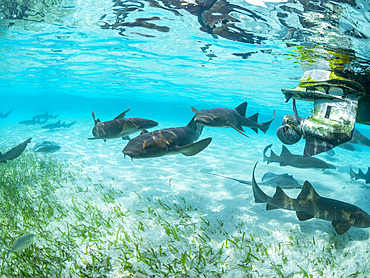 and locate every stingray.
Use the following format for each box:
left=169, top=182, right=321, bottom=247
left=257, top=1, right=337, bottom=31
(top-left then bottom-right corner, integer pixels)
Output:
left=33, top=141, right=61, bottom=153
